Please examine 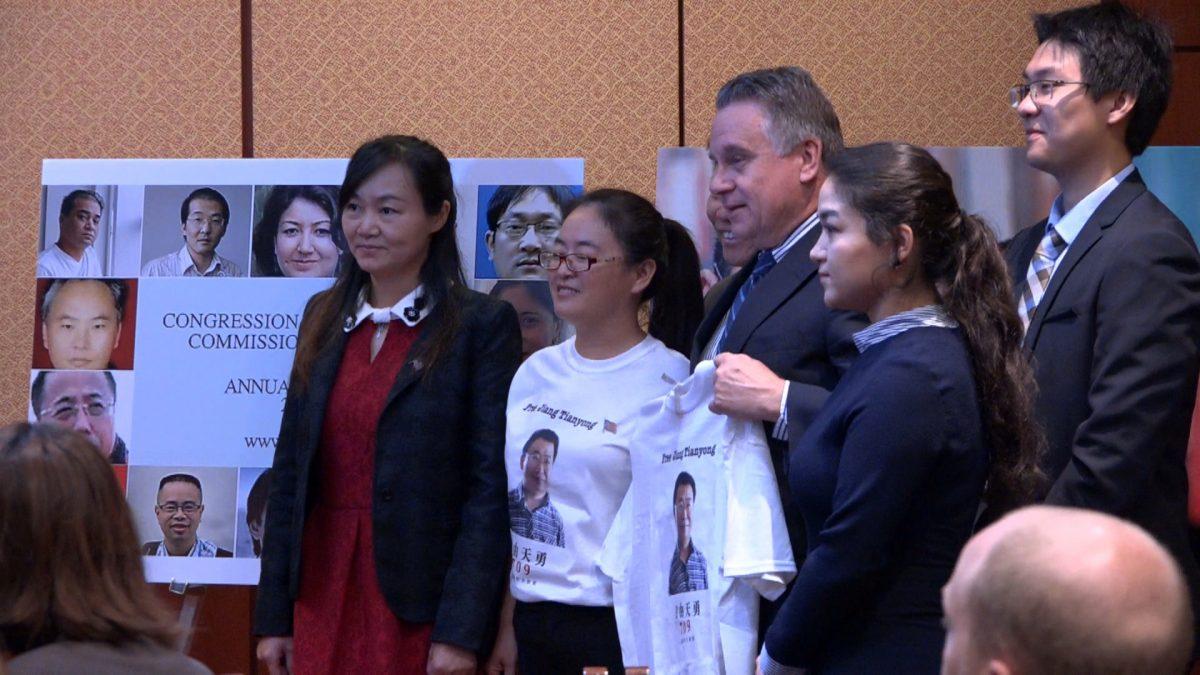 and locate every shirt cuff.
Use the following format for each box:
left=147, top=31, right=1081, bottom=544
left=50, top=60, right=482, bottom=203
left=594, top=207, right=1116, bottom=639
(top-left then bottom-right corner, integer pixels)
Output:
left=758, top=644, right=805, bottom=675
left=771, top=381, right=790, bottom=441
